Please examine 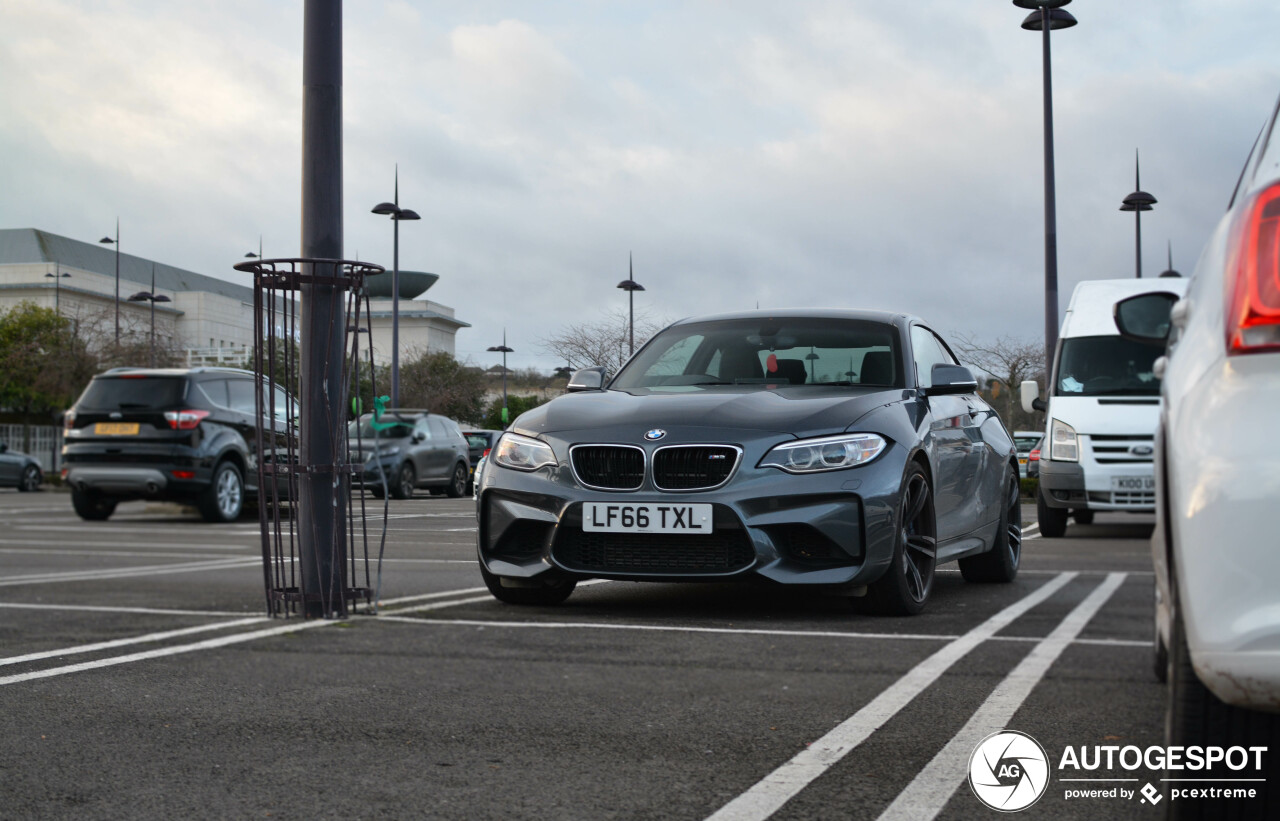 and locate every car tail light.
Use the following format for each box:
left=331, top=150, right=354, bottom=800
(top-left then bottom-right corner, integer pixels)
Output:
left=1029, top=449, right=1040, bottom=462
left=1226, top=180, right=1280, bottom=353
left=483, top=448, right=491, bottom=458
left=171, top=470, right=196, bottom=479
left=163, top=409, right=209, bottom=430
